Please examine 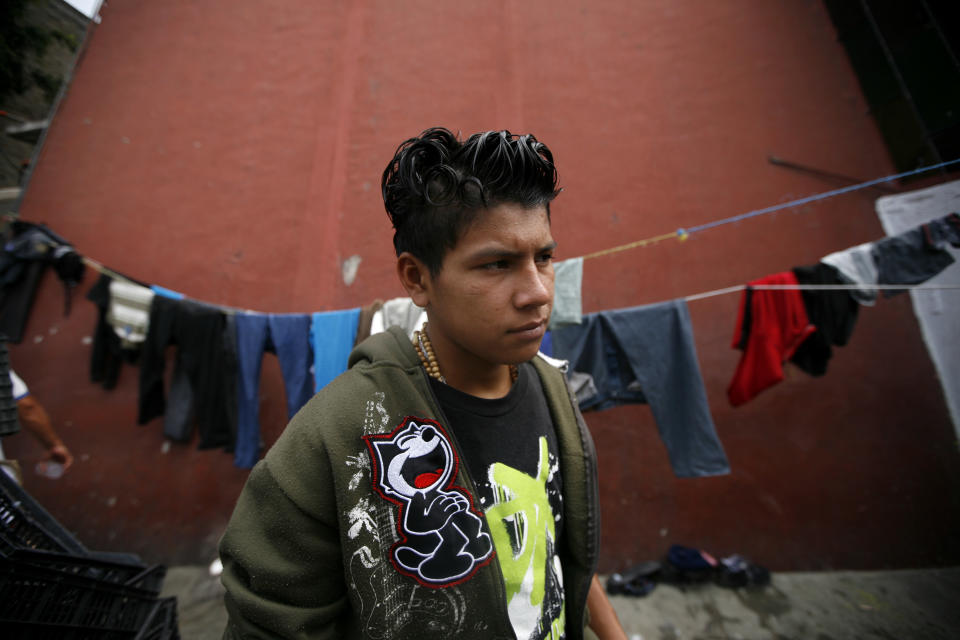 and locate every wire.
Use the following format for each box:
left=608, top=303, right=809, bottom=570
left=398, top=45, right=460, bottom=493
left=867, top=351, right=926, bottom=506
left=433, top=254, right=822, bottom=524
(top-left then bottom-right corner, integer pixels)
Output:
left=683, top=282, right=960, bottom=302
left=578, top=157, right=960, bottom=261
